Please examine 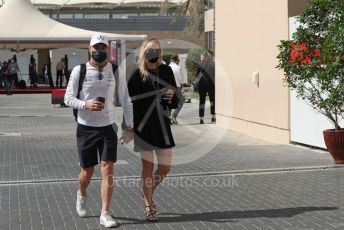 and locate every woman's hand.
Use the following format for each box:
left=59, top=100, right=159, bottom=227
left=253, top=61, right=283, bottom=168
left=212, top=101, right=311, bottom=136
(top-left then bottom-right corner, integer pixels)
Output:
left=120, top=129, right=134, bottom=144
left=164, top=89, right=174, bottom=101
